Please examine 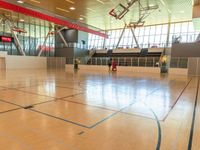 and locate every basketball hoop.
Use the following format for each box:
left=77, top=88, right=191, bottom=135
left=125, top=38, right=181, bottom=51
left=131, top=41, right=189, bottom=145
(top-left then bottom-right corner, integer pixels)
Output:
left=109, top=4, right=129, bottom=20
left=127, top=21, right=145, bottom=28
left=48, top=31, right=55, bottom=36
left=12, top=26, right=27, bottom=34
